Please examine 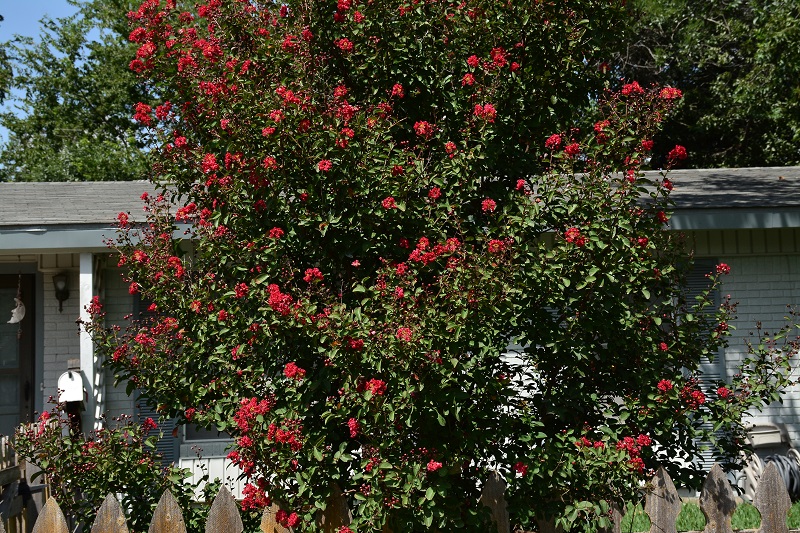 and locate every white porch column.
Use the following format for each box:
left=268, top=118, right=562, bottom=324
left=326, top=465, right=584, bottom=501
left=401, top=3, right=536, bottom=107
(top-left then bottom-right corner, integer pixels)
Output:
left=79, top=252, right=101, bottom=432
